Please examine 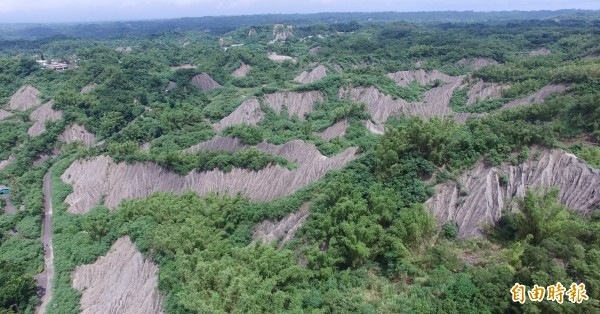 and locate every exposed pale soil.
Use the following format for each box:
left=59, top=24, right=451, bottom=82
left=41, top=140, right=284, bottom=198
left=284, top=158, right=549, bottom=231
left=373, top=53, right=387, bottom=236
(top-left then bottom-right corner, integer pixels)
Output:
left=365, top=120, right=385, bottom=135
left=318, top=119, right=349, bottom=140
left=212, top=97, right=264, bottom=132
left=191, top=73, right=222, bottom=91
left=1, top=194, right=16, bottom=215
left=59, top=124, right=97, bottom=147
left=80, top=83, right=97, bottom=94
left=8, top=85, right=40, bottom=111
left=0, top=155, right=15, bottom=171
left=170, top=64, right=196, bottom=70
left=309, top=46, right=321, bottom=55
left=294, top=65, right=327, bottom=84
left=28, top=101, right=63, bottom=137
left=165, top=81, right=177, bottom=92
left=467, top=81, right=508, bottom=106
left=267, top=52, right=297, bottom=63
left=61, top=141, right=357, bottom=214
left=253, top=203, right=310, bottom=249
left=264, top=91, right=324, bottom=120
left=0, top=109, right=13, bottom=120
left=529, top=48, right=552, bottom=56
left=272, top=24, right=294, bottom=42
left=72, top=236, right=164, bottom=314
left=502, top=84, right=567, bottom=109
left=232, top=62, right=251, bottom=78
left=425, top=149, right=600, bottom=238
